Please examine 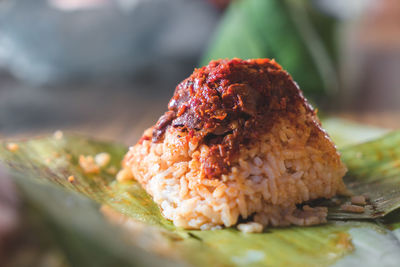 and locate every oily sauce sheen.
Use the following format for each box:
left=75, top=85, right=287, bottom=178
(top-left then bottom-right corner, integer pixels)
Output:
left=152, top=58, right=314, bottom=178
